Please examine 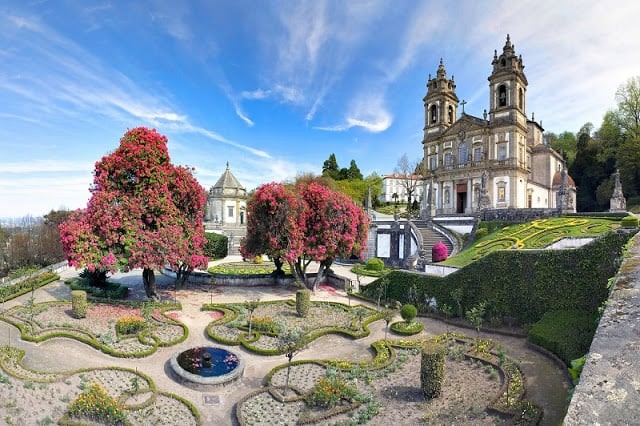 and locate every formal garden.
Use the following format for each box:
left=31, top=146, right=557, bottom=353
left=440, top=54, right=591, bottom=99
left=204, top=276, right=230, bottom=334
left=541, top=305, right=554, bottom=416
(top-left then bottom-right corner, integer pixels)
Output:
left=1, top=128, right=637, bottom=424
